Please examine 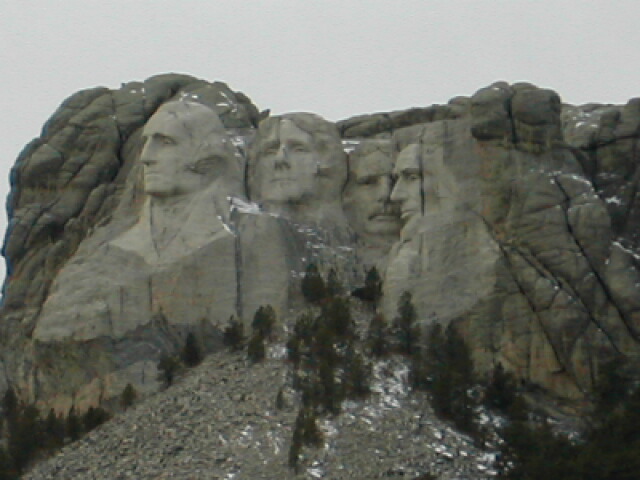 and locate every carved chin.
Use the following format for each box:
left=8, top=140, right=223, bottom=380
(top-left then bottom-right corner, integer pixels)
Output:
left=365, top=219, right=401, bottom=235
left=260, top=183, right=315, bottom=205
